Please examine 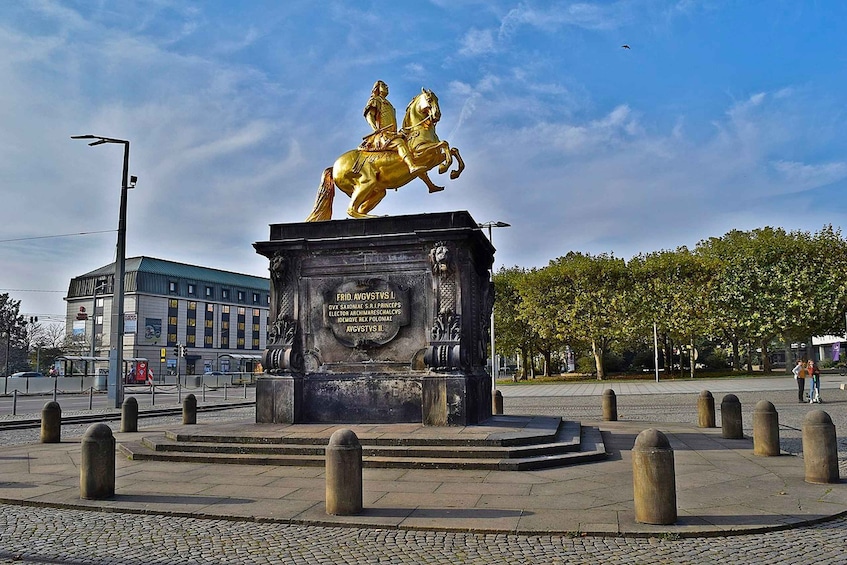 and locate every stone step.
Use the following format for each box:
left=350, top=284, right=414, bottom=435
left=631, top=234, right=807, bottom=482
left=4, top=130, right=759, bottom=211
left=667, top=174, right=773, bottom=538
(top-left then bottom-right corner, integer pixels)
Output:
left=139, top=420, right=581, bottom=460
left=118, top=421, right=607, bottom=471
left=163, top=415, right=567, bottom=447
